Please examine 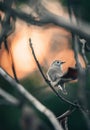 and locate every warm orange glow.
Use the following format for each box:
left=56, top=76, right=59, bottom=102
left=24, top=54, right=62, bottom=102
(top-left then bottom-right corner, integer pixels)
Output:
left=0, top=2, right=86, bottom=79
